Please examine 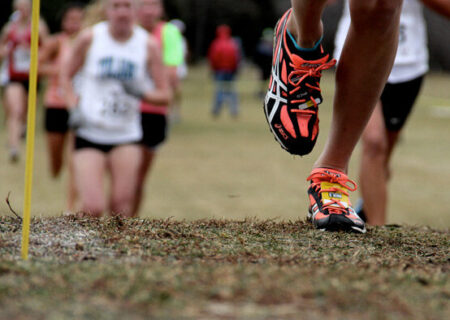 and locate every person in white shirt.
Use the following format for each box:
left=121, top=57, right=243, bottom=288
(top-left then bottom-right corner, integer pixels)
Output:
left=61, top=0, right=170, bottom=217
left=334, top=0, right=450, bottom=225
